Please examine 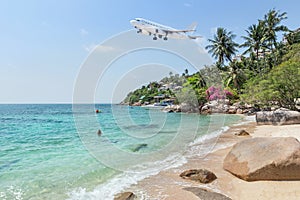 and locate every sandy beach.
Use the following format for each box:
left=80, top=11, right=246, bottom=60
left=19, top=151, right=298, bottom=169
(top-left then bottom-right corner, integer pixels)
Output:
left=127, top=119, right=300, bottom=200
